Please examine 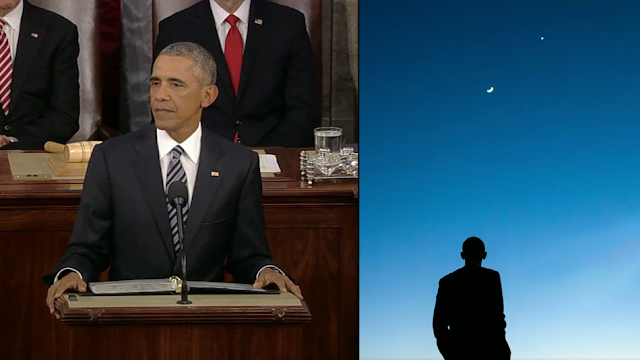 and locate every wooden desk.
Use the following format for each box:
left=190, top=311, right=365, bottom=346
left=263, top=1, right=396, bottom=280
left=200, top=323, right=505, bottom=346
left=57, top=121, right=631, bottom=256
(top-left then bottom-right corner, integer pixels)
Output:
left=0, top=148, right=358, bottom=360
